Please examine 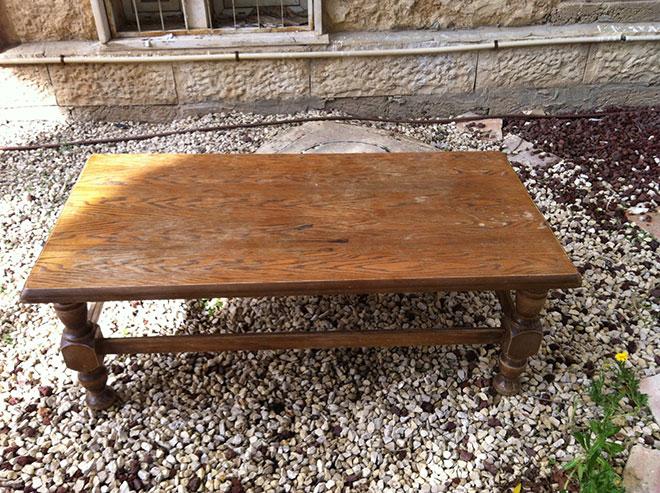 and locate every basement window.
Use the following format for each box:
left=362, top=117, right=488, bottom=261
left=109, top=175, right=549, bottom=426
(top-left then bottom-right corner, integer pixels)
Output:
left=102, top=0, right=318, bottom=36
